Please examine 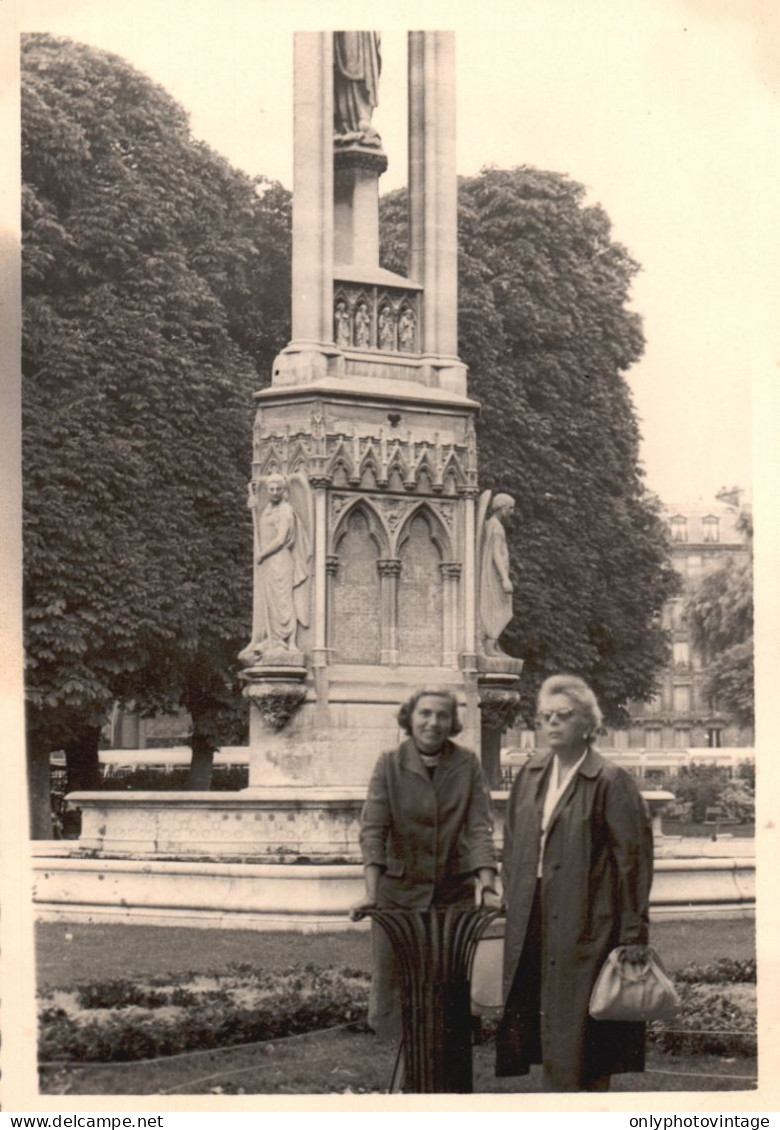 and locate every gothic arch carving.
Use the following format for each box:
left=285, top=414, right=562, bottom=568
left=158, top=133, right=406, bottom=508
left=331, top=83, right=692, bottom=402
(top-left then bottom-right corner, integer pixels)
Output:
left=440, top=449, right=467, bottom=491
left=326, top=437, right=356, bottom=482
left=331, top=496, right=391, bottom=558
left=394, top=501, right=452, bottom=560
